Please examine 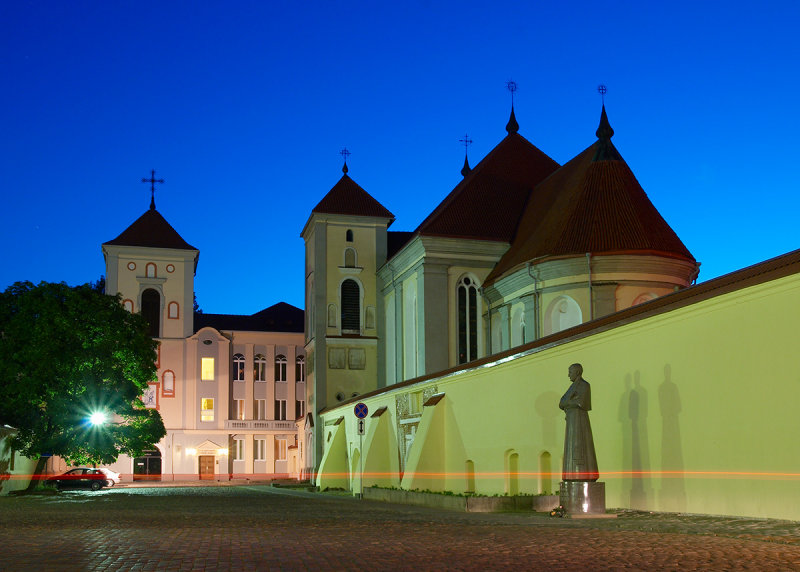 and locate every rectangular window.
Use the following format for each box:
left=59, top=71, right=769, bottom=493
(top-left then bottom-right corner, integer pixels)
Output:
left=255, top=399, right=267, bottom=420
left=201, top=358, right=215, bottom=381
left=295, top=399, right=305, bottom=419
left=275, top=437, right=287, bottom=461
left=201, top=398, right=214, bottom=422
left=234, top=399, right=245, bottom=420
left=275, top=399, right=287, bottom=421
left=254, top=438, right=266, bottom=461
left=233, top=438, right=244, bottom=461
